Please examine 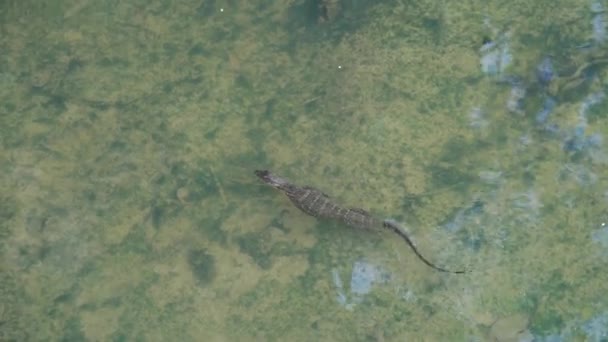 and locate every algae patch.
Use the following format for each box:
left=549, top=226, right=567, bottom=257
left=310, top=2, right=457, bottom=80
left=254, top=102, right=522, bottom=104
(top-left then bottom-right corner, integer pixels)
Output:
left=187, top=249, right=216, bottom=286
